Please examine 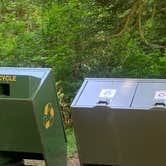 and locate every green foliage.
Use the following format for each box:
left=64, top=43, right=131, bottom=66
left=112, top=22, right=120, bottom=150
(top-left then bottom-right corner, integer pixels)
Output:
left=66, top=128, right=77, bottom=158
left=0, top=1, right=40, bottom=66
left=0, top=0, right=165, bottom=128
